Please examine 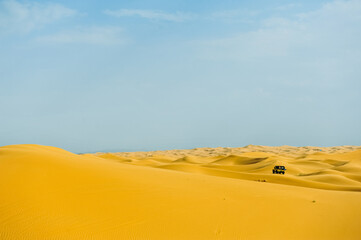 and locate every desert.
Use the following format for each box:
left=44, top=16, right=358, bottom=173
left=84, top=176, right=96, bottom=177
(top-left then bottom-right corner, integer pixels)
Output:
left=0, top=144, right=360, bottom=239
left=1, top=1, right=361, bottom=239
